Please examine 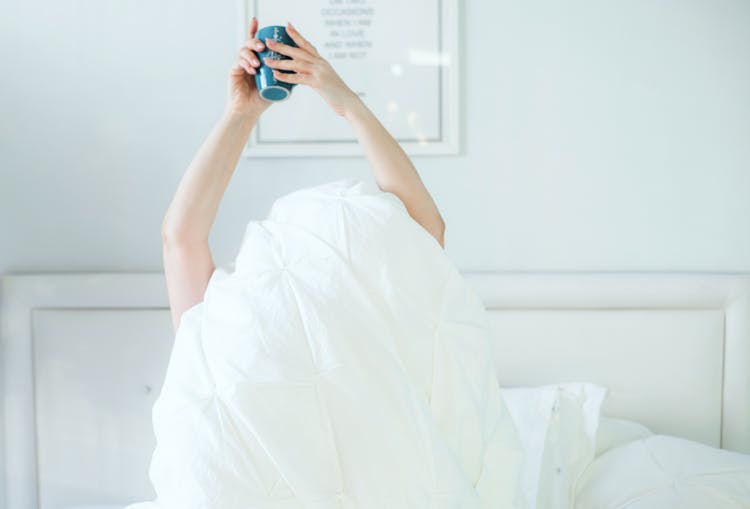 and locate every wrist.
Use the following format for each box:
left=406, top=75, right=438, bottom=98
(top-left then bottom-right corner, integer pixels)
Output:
left=223, top=107, right=261, bottom=128
left=342, top=92, right=366, bottom=121
left=224, top=97, right=273, bottom=120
